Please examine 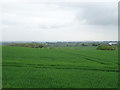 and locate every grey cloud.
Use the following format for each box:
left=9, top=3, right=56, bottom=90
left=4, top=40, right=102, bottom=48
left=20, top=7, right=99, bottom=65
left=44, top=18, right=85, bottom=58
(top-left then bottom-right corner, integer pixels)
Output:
left=59, top=2, right=117, bottom=26
left=38, top=20, right=74, bottom=29
left=39, top=24, right=71, bottom=29
left=1, top=2, right=118, bottom=41
left=79, top=5, right=117, bottom=25
left=2, top=20, right=23, bottom=26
